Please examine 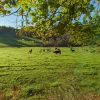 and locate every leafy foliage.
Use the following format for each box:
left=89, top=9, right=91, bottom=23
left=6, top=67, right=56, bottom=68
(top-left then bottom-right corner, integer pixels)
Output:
left=0, top=0, right=100, bottom=43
